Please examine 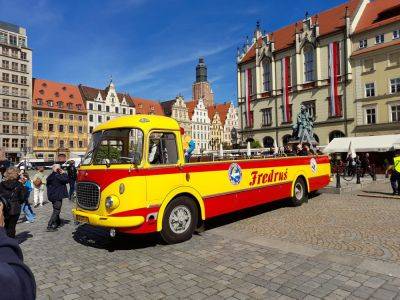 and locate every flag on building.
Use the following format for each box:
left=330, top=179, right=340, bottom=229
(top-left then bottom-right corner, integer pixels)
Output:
left=329, top=42, right=341, bottom=117
left=281, top=56, right=291, bottom=123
